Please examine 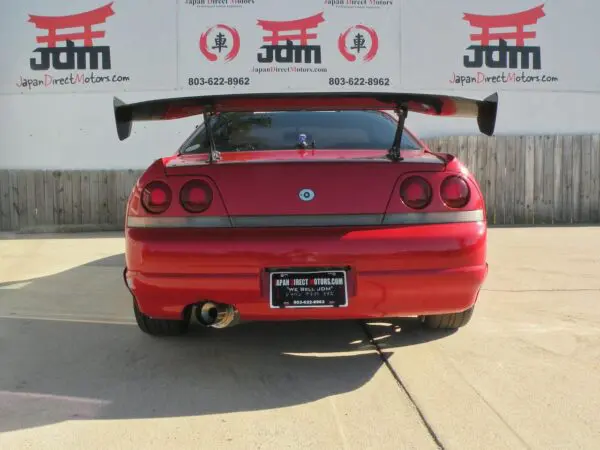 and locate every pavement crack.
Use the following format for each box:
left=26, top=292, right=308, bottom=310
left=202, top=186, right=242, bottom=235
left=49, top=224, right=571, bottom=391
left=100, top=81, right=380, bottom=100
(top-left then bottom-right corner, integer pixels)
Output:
left=359, top=320, right=445, bottom=450
left=329, top=397, right=350, bottom=450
